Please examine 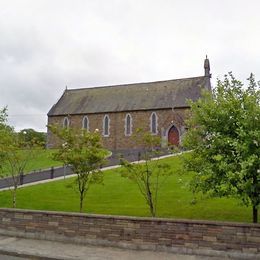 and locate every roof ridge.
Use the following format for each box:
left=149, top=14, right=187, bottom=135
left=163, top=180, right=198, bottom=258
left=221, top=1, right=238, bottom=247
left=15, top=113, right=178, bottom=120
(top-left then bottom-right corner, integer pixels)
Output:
left=66, top=75, right=206, bottom=92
